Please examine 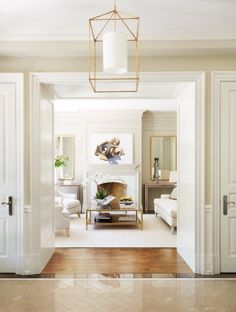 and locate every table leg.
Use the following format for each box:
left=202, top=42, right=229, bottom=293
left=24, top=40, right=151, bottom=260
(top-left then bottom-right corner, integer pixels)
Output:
left=144, top=185, right=148, bottom=213
left=86, top=210, right=88, bottom=230
left=140, top=210, right=143, bottom=230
